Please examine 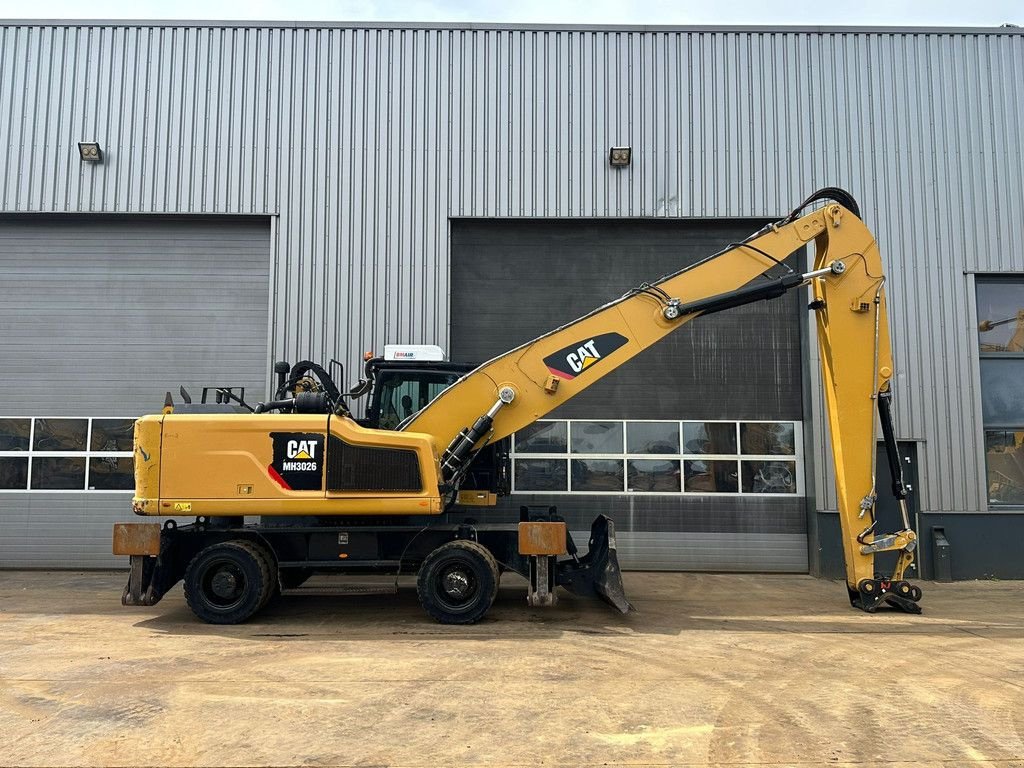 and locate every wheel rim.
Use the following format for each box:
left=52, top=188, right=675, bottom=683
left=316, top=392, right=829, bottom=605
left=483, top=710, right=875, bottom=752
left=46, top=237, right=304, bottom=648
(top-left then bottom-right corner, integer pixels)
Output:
left=435, top=562, right=480, bottom=612
left=201, top=558, right=247, bottom=610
